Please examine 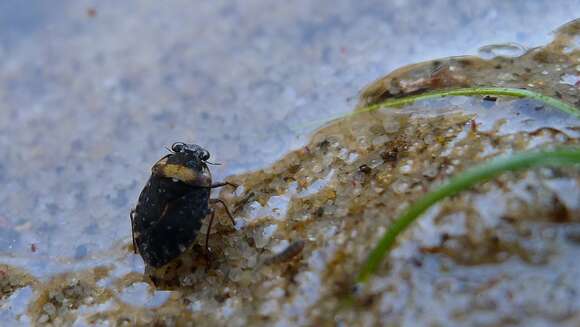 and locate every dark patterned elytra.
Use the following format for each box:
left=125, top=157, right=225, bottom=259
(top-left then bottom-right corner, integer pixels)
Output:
left=131, top=143, right=236, bottom=268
